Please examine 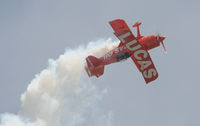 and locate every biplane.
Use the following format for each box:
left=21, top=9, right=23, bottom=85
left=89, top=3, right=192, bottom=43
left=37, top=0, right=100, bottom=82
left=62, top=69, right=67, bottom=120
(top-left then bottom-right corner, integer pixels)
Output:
left=85, top=19, right=166, bottom=84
